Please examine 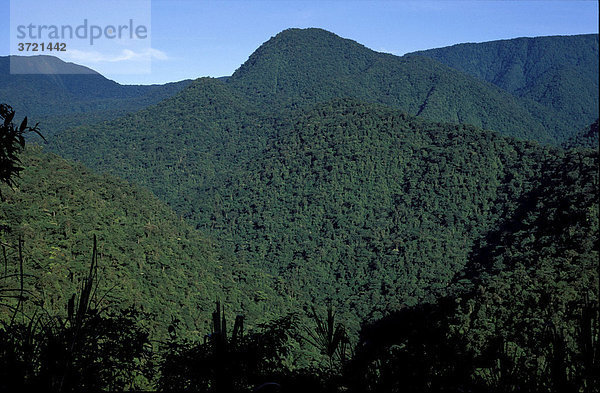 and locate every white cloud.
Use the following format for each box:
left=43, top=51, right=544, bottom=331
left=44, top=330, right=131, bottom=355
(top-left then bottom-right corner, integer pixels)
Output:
left=64, top=48, right=168, bottom=63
